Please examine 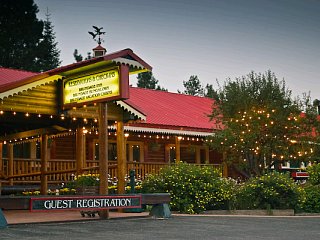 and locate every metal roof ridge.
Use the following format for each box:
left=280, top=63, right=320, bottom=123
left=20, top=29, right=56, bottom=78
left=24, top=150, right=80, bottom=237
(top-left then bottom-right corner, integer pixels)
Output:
left=123, top=125, right=213, bottom=137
